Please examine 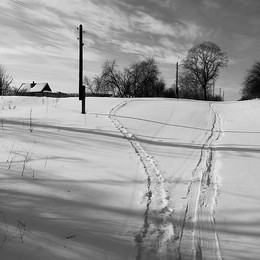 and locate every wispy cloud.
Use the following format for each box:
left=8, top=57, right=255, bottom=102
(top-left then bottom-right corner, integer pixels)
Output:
left=202, top=0, right=220, bottom=9
left=156, top=0, right=176, bottom=9
left=77, top=1, right=131, bottom=39
left=131, top=11, right=203, bottom=39
left=159, top=37, right=193, bottom=53
left=109, top=39, right=185, bottom=65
